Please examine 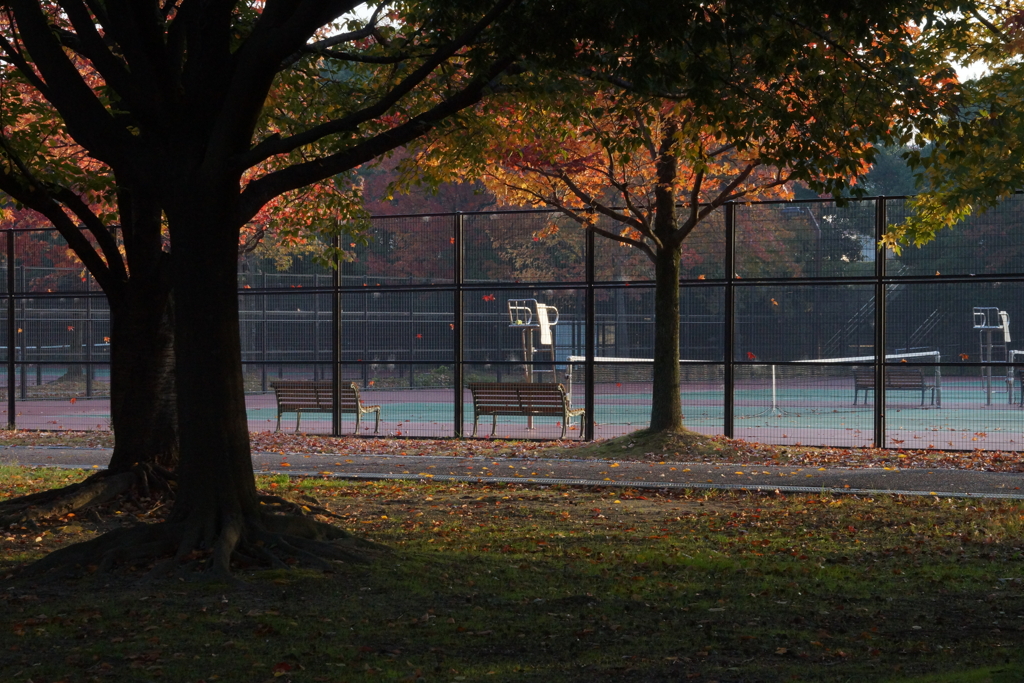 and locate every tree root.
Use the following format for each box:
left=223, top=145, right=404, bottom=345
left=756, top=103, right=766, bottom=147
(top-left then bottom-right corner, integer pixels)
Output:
left=257, top=492, right=343, bottom=520
left=0, top=463, right=175, bottom=528
left=24, top=510, right=388, bottom=580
